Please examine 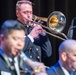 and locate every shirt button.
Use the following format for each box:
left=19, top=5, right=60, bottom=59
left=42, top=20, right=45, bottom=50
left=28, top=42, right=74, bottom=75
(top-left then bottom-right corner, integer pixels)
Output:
left=30, top=56, right=32, bottom=58
left=37, top=56, right=40, bottom=59
left=36, top=48, right=38, bottom=51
